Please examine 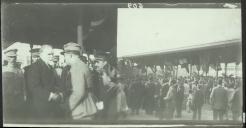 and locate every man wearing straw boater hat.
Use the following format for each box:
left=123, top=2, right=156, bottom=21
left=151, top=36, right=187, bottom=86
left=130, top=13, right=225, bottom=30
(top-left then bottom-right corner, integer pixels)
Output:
left=60, top=42, right=97, bottom=120
left=2, top=49, right=26, bottom=122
